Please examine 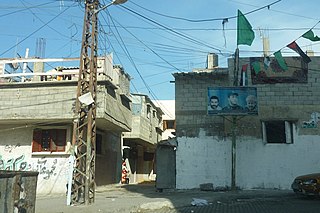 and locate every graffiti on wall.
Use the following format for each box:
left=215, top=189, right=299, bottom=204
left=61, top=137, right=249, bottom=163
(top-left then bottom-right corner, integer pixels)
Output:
left=36, top=159, right=58, bottom=180
left=0, top=154, right=27, bottom=171
left=0, top=154, right=58, bottom=180
left=302, top=112, right=320, bottom=128
left=4, top=143, right=21, bottom=153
